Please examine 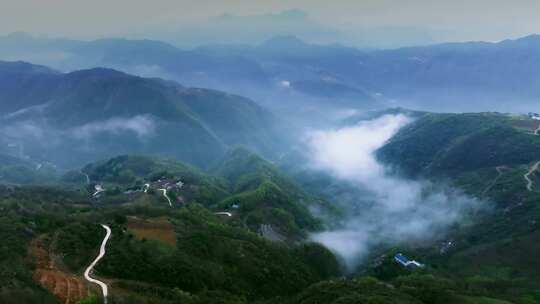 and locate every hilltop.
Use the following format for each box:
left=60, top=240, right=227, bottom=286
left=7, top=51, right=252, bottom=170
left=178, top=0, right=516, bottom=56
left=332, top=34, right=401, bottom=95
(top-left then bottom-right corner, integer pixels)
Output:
left=378, top=112, right=540, bottom=177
